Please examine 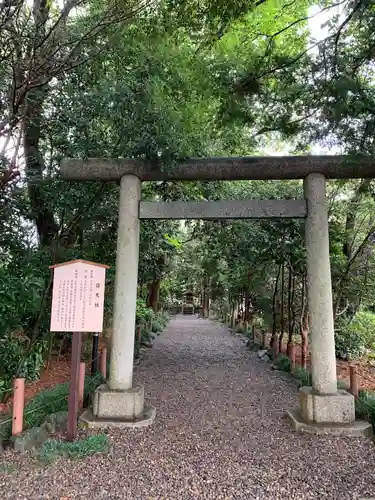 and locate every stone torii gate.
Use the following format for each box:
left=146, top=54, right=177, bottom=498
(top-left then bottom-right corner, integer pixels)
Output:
left=61, top=156, right=375, bottom=436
